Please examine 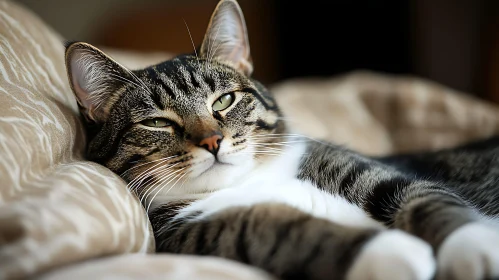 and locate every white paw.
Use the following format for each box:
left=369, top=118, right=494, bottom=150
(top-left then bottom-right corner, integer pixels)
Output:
left=437, top=222, right=499, bottom=280
left=346, top=230, right=436, bottom=280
